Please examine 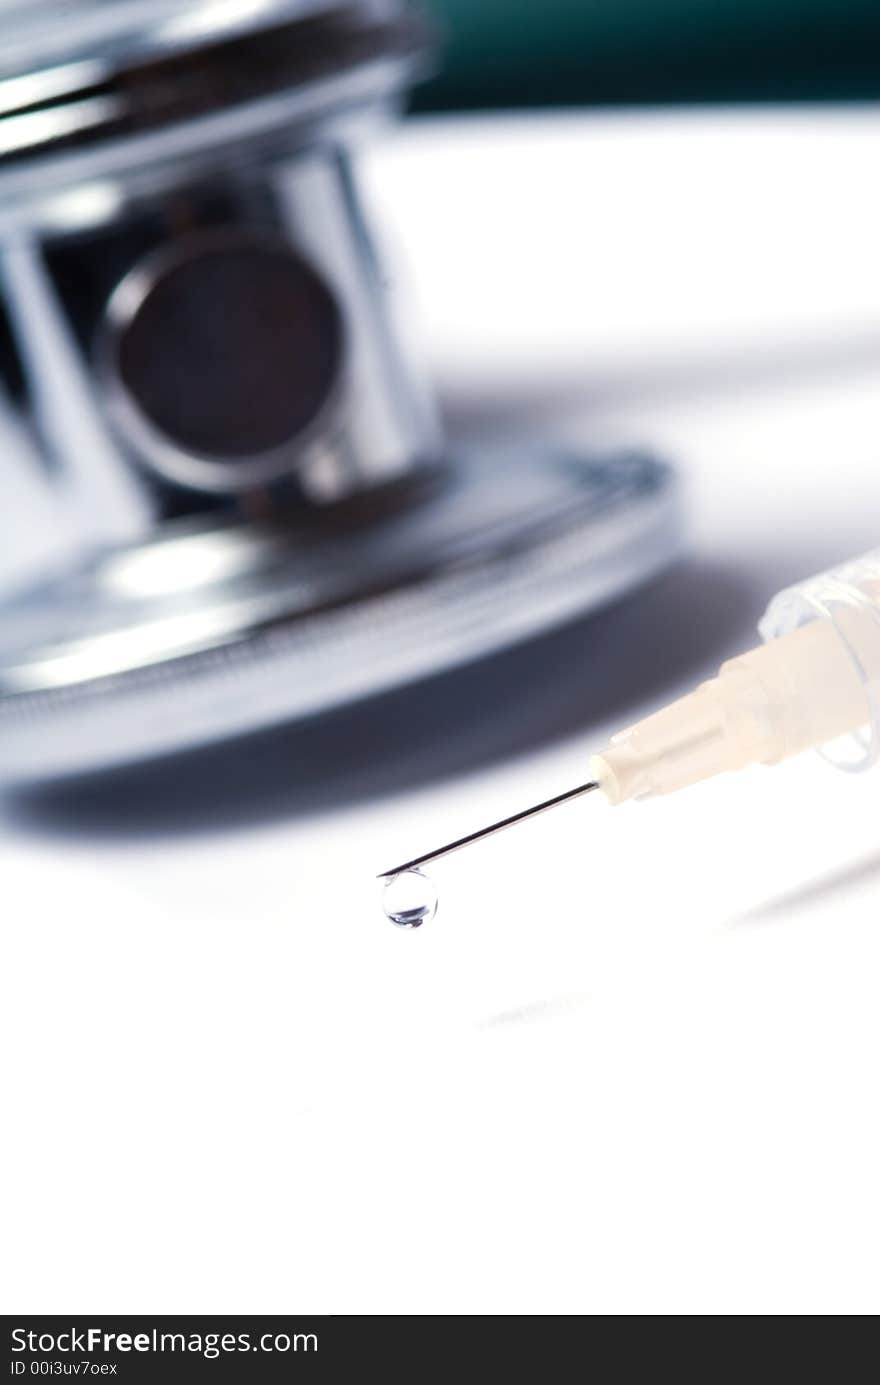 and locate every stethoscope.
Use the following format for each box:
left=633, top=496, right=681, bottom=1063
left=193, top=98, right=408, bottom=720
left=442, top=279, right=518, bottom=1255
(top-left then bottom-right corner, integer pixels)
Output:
left=0, top=0, right=680, bottom=783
